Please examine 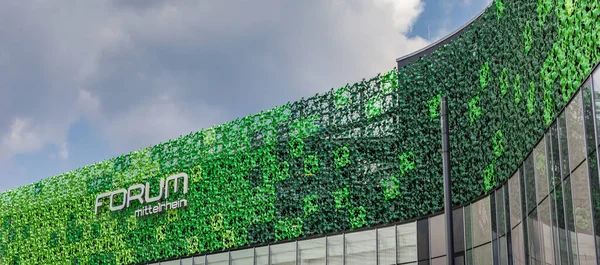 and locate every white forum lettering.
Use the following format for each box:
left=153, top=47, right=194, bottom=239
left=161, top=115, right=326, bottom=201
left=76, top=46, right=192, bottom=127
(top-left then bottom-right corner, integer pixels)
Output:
left=95, top=173, right=189, bottom=215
